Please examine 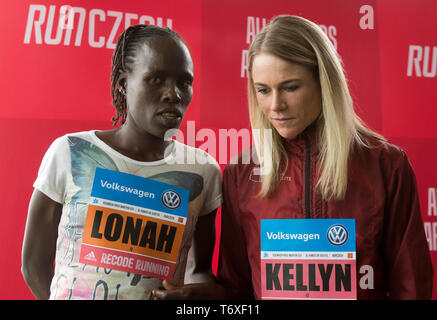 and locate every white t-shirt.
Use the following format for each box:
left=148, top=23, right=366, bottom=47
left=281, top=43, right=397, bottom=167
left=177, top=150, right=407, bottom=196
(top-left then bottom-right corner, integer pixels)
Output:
left=33, top=130, right=222, bottom=300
